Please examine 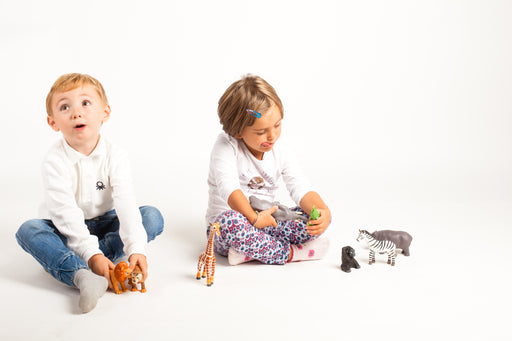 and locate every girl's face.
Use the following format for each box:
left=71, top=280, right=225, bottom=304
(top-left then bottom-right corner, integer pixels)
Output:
left=237, top=104, right=282, bottom=160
